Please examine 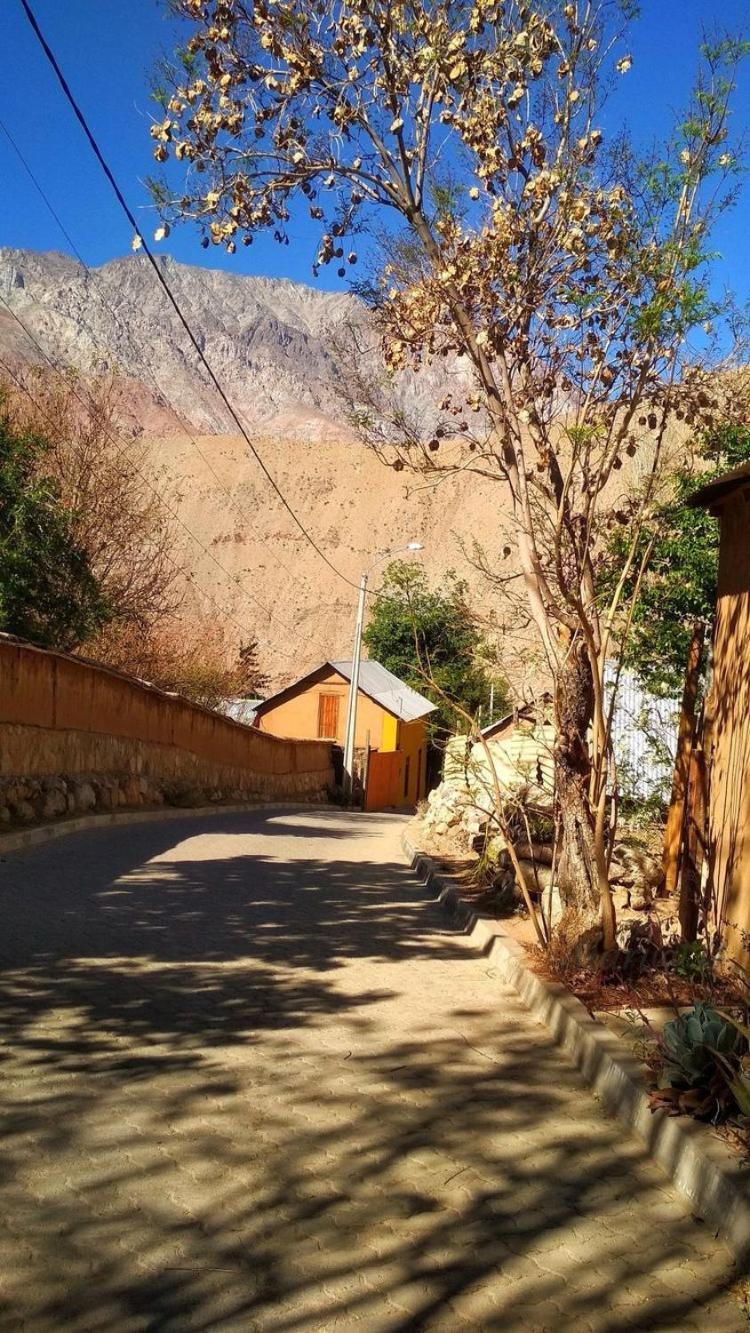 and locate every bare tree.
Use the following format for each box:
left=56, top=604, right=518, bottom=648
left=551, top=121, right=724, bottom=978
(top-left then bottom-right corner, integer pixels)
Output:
left=153, top=0, right=749, bottom=955
left=5, top=367, right=180, bottom=631
left=87, top=615, right=268, bottom=709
